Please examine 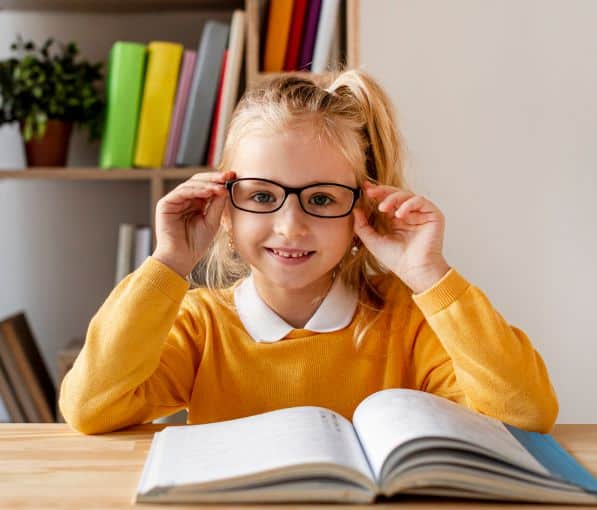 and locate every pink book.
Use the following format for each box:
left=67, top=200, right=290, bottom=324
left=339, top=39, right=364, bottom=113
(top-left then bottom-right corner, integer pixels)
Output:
left=163, top=50, right=197, bottom=167
left=207, top=49, right=228, bottom=169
